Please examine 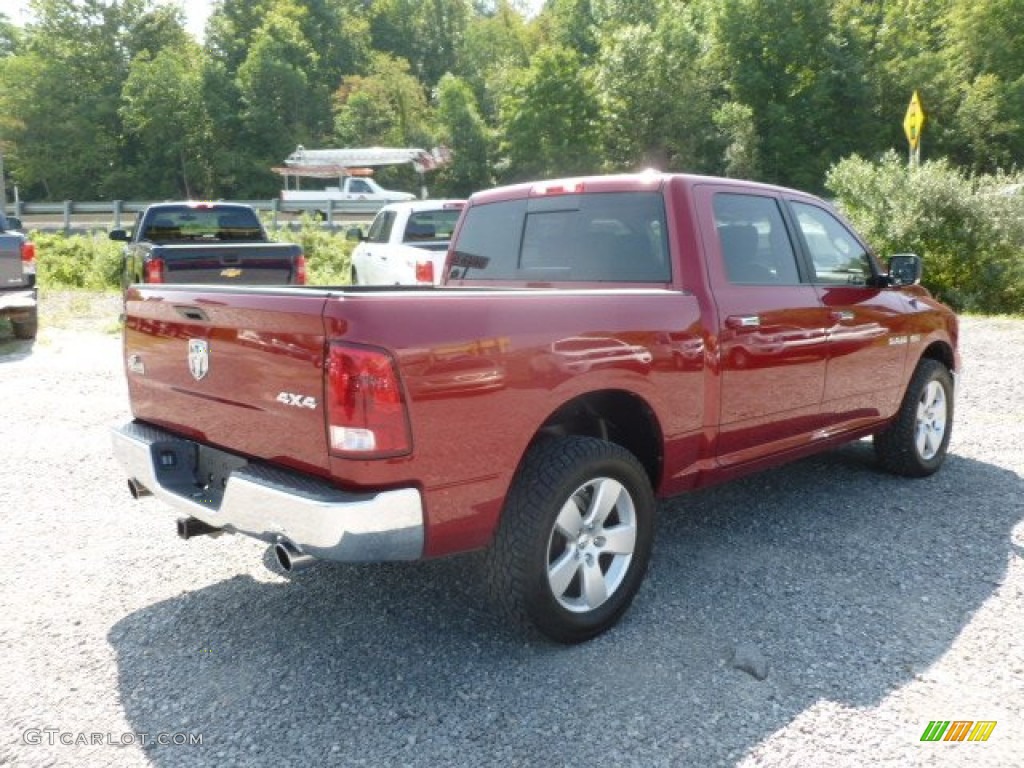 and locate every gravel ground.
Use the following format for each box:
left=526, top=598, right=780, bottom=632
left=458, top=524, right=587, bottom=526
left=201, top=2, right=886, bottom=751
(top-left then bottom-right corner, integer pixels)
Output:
left=1, top=296, right=1022, bottom=767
